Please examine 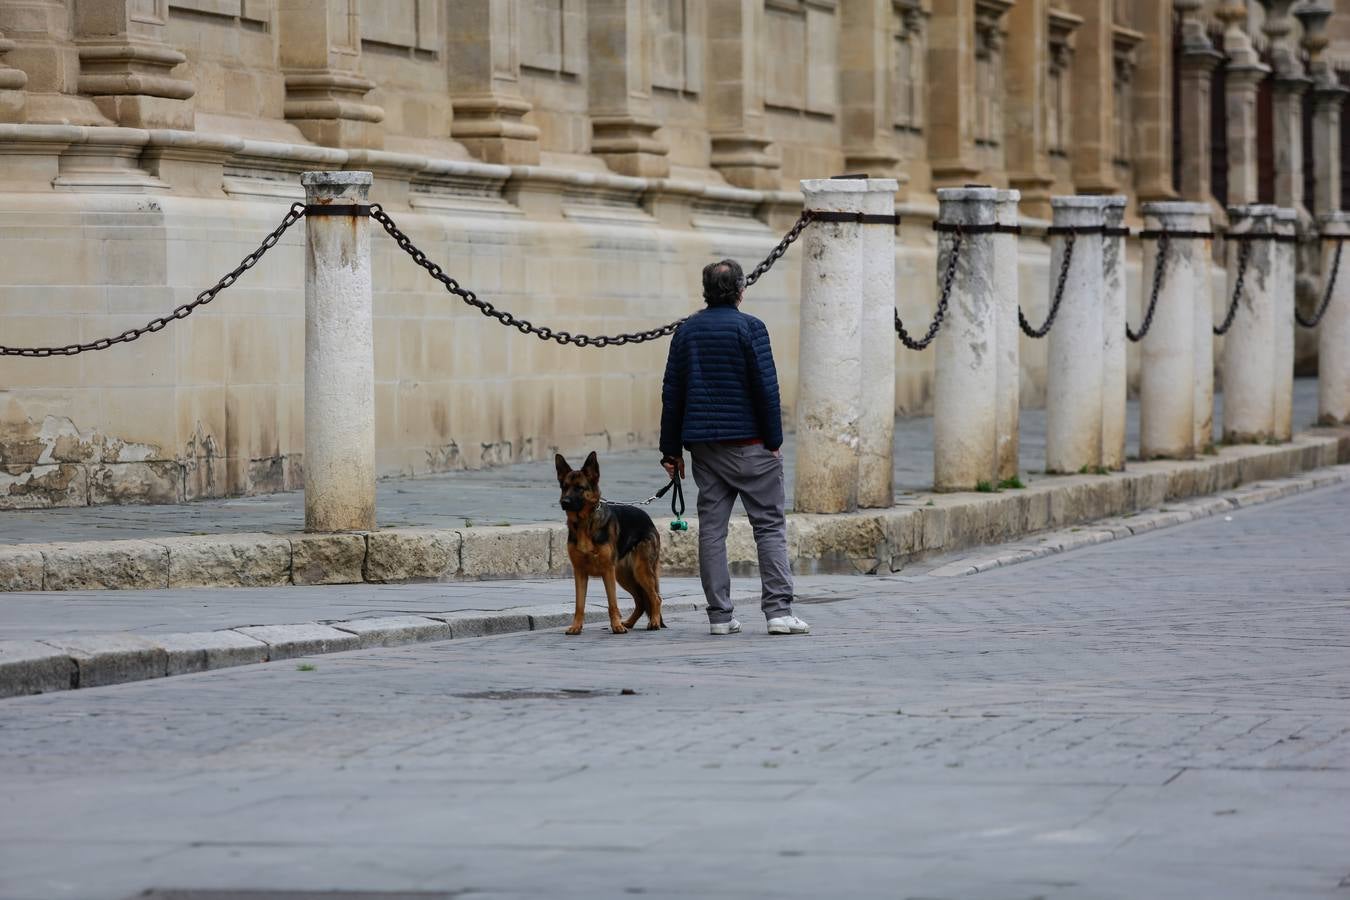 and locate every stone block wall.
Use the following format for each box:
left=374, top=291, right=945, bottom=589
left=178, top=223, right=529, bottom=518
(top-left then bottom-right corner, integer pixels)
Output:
left=0, top=0, right=1283, bottom=507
